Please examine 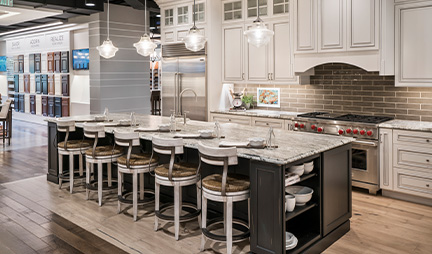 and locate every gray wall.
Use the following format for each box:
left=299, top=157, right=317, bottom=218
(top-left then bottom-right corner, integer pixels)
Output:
left=86, top=4, right=151, bottom=114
